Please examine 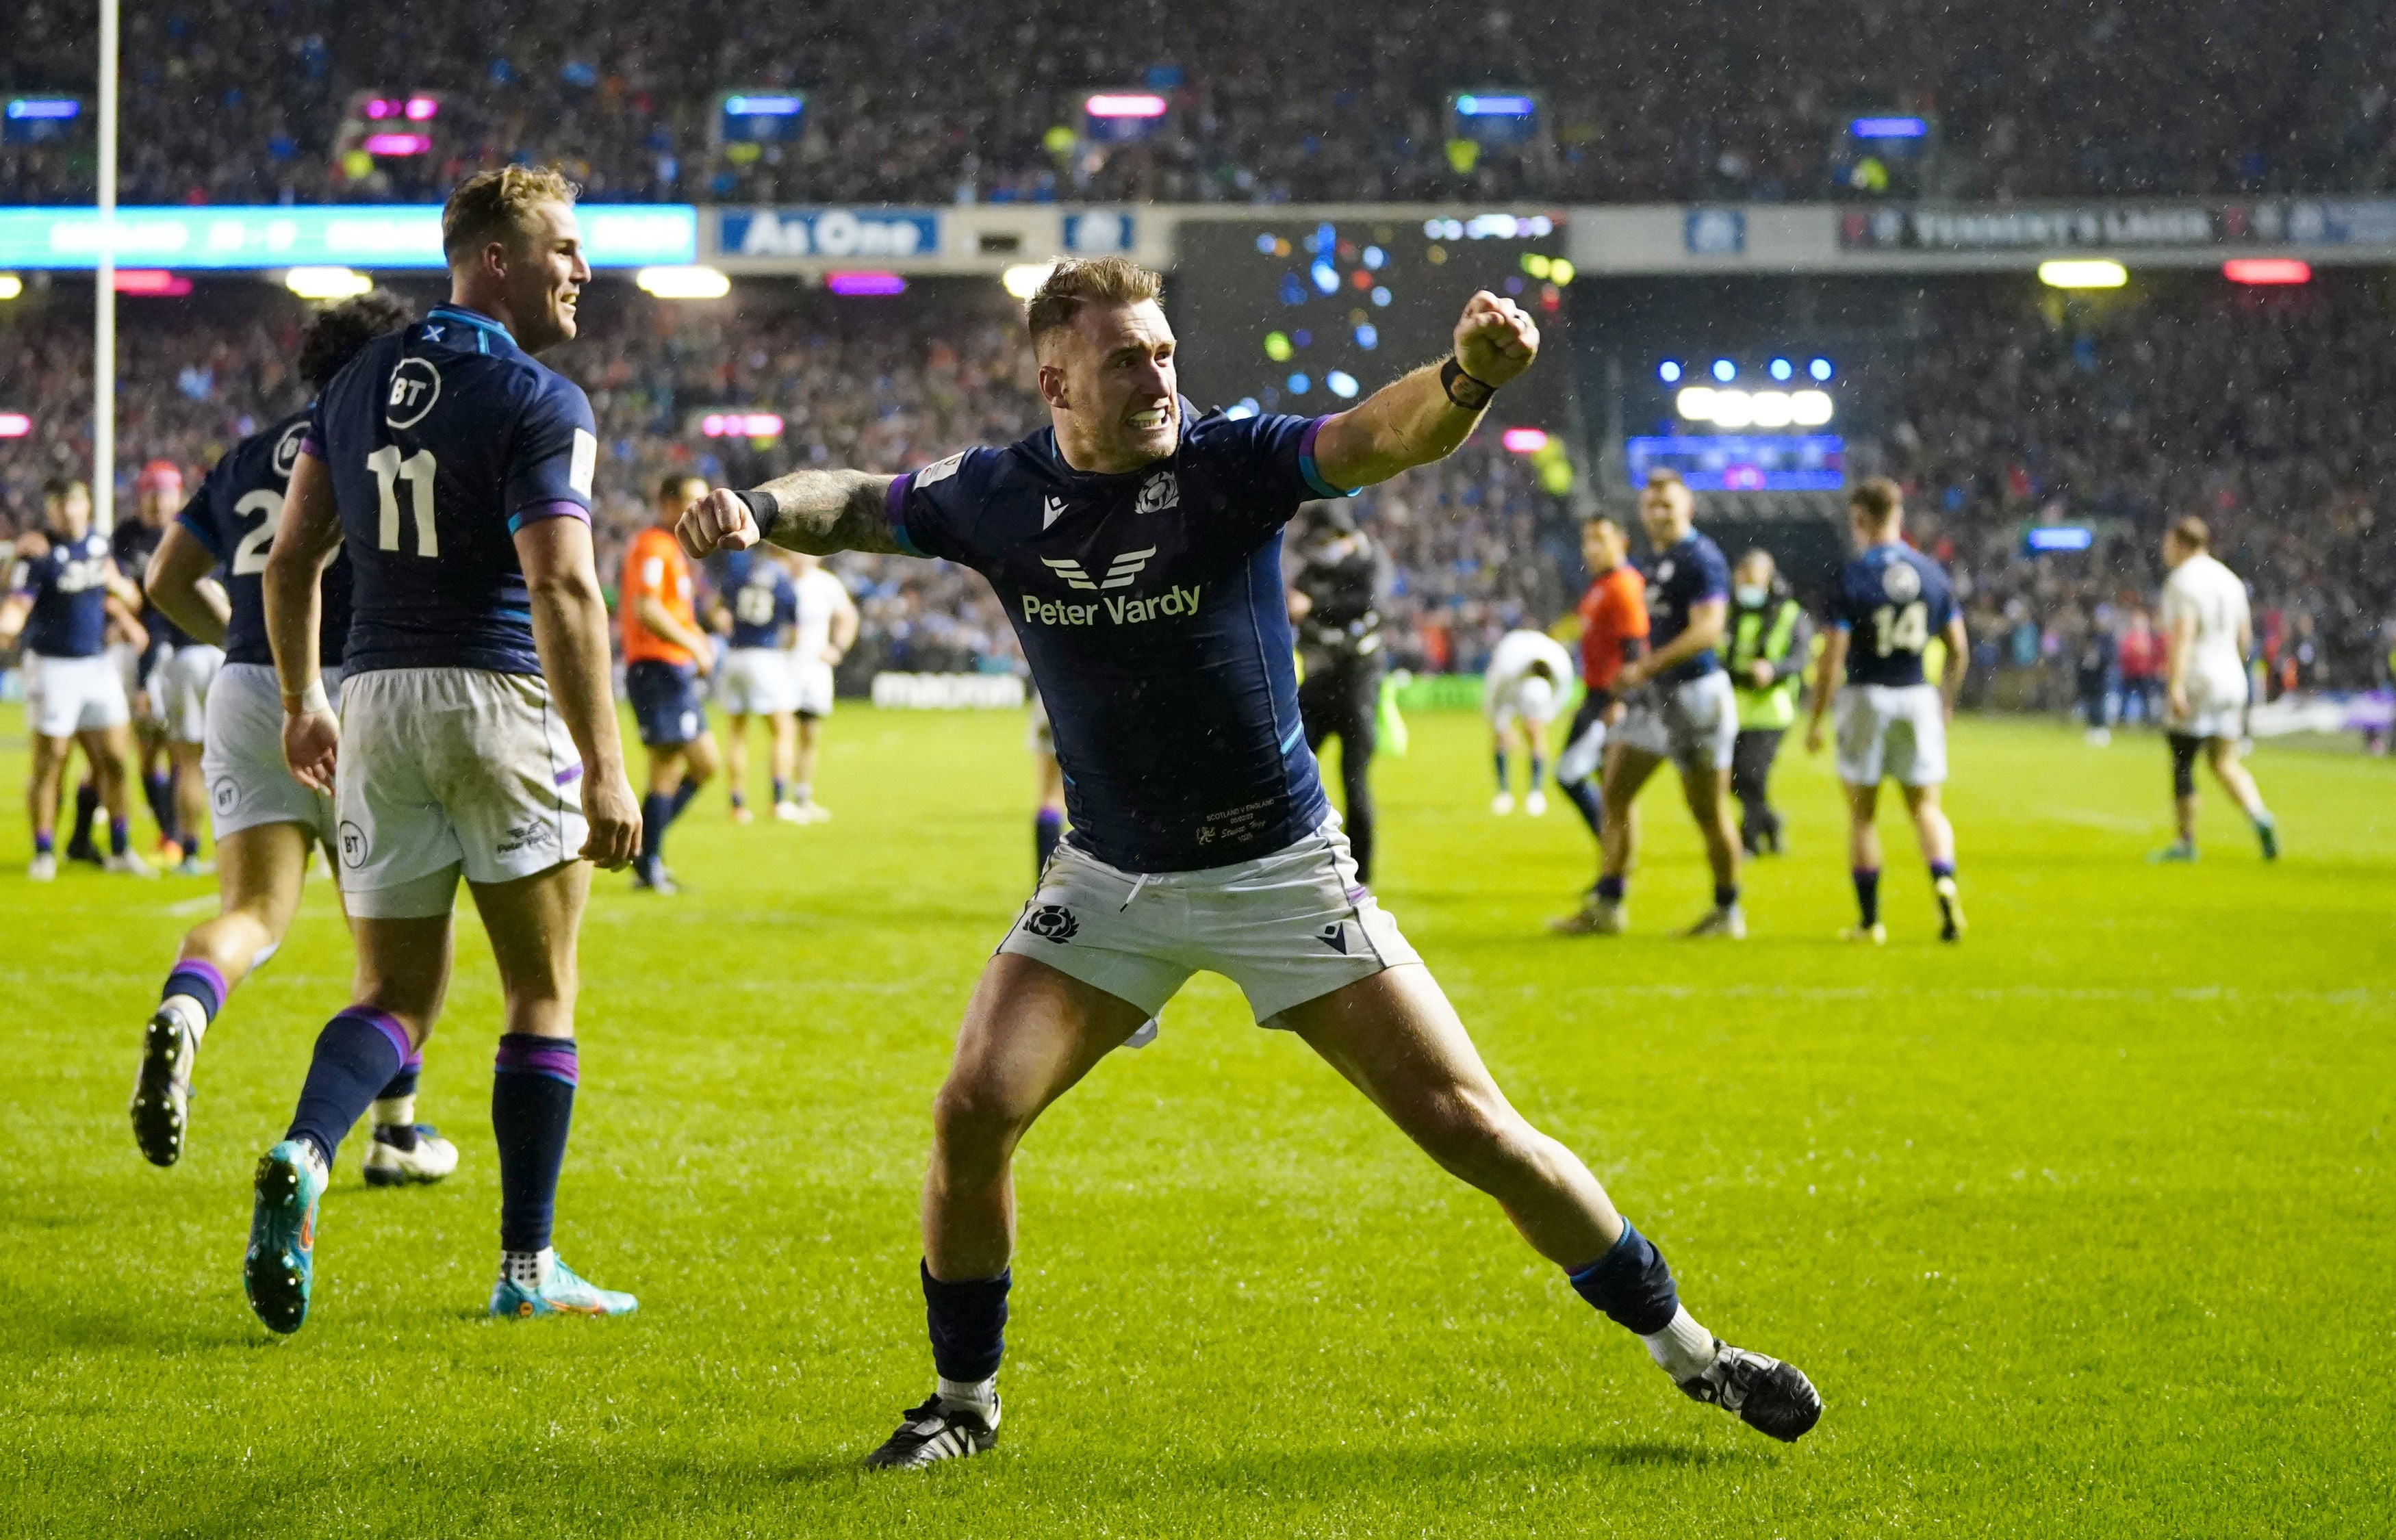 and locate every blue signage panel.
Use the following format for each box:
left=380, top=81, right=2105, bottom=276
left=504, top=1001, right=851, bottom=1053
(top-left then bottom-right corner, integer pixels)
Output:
left=0, top=204, right=698, bottom=270
left=1683, top=207, right=1746, bottom=256
left=1625, top=434, right=1844, bottom=492
left=716, top=207, right=940, bottom=259
left=1061, top=211, right=1133, bottom=254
